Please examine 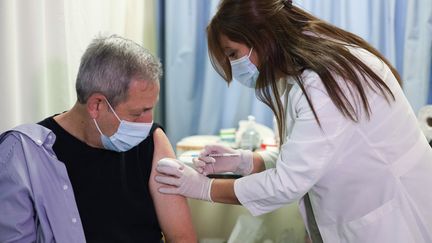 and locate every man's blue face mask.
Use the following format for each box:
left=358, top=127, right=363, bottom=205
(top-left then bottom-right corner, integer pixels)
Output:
left=93, top=98, right=153, bottom=152
left=230, top=48, right=259, bottom=88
